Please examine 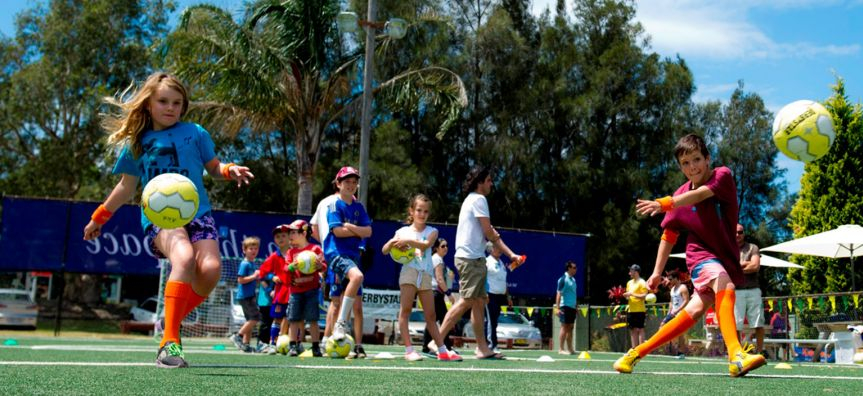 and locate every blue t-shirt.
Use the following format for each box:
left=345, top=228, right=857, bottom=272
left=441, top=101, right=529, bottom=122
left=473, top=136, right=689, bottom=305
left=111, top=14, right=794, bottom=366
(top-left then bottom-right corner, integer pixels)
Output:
left=112, top=122, right=217, bottom=231
left=323, top=197, right=371, bottom=262
left=257, top=272, right=274, bottom=307
left=557, top=273, right=578, bottom=308
left=236, top=260, right=257, bottom=299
